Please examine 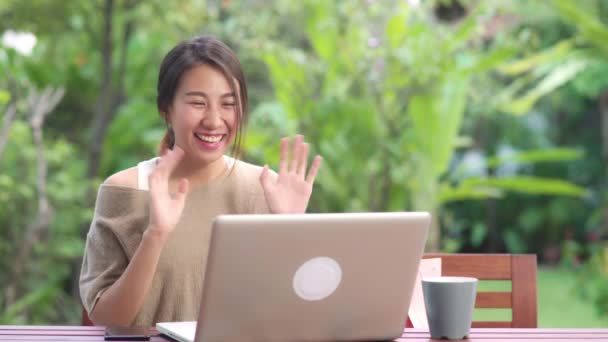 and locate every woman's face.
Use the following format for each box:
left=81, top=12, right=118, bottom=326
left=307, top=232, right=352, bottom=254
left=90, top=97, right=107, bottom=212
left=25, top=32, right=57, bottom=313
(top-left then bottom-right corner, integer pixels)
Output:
left=168, top=64, right=239, bottom=166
